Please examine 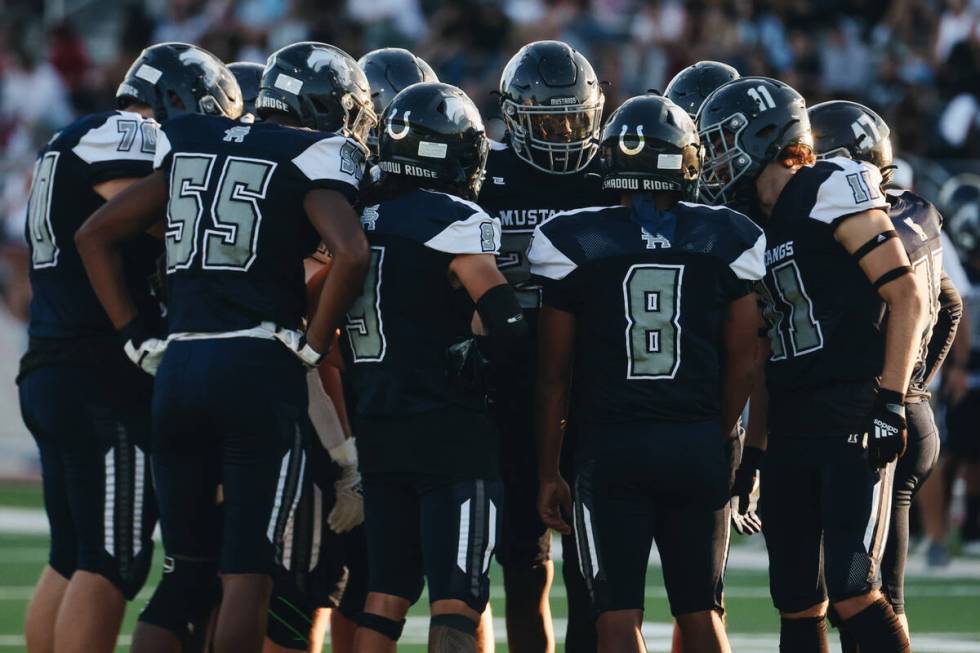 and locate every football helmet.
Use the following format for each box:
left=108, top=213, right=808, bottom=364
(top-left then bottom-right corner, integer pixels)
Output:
left=698, top=76, right=811, bottom=207
left=809, top=100, right=894, bottom=183
left=665, top=60, right=740, bottom=118
left=358, top=48, right=439, bottom=118
left=377, top=82, right=489, bottom=200
left=228, top=61, right=264, bottom=117
left=256, top=42, right=376, bottom=146
left=499, top=40, right=604, bottom=174
left=599, top=94, right=701, bottom=201
left=116, top=42, right=243, bottom=122
left=941, top=173, right=980, bottom=264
